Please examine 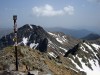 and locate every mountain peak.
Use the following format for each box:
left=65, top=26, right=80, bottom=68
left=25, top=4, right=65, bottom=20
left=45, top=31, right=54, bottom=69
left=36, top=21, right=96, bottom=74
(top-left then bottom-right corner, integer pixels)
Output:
left=0, top=24, right=49, bottom=52
left=18, top=24, right=43, bottom=31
